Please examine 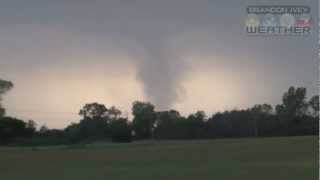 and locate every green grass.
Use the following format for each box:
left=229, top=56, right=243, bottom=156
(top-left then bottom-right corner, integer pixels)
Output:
left=0, top=136, right=318, bottom=180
